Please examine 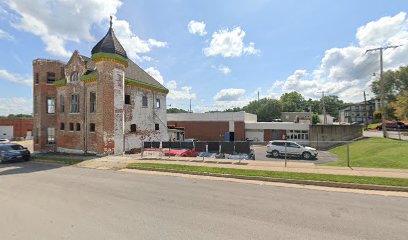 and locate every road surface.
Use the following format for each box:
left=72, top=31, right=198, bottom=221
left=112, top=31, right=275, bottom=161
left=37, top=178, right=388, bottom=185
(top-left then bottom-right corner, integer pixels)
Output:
left=1, top=162, right=407, bottom=240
